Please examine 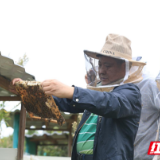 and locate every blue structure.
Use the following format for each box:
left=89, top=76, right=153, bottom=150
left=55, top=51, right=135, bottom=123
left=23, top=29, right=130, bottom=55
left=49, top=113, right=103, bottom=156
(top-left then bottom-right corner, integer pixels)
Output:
left=13, top=113, right=20, bottom=148
left=25, top=137, right=37, bottom=155
left=12, top=112, right=37, bottom=155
